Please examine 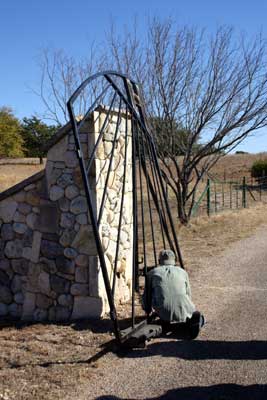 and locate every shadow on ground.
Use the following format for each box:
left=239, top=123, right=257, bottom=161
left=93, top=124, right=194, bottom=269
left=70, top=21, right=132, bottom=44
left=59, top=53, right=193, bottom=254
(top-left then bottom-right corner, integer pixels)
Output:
left=95, top=383, right=267, bottom=400
left=118, top=339, right=267, bottom=360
